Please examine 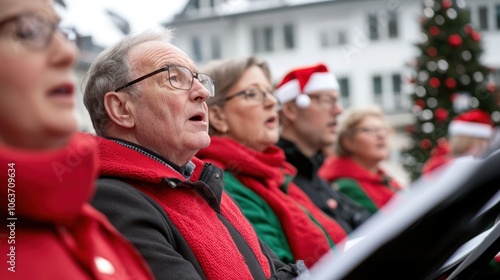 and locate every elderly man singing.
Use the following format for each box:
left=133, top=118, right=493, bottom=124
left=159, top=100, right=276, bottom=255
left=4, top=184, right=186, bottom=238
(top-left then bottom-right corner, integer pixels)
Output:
left=83, top=30, right=300, bottom=280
